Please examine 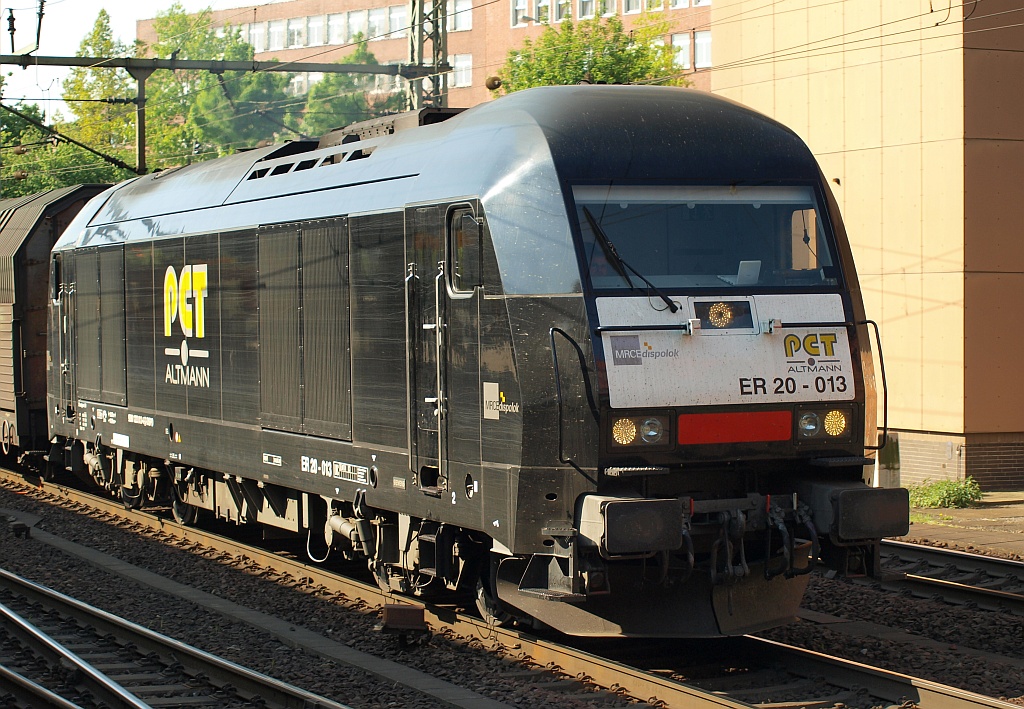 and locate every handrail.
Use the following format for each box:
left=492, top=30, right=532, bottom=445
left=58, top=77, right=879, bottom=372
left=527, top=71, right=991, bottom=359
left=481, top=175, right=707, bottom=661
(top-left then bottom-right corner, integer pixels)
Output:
left=859, top=319, right=888, bottom=450
left=549, top=327, right=599, bottom=476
